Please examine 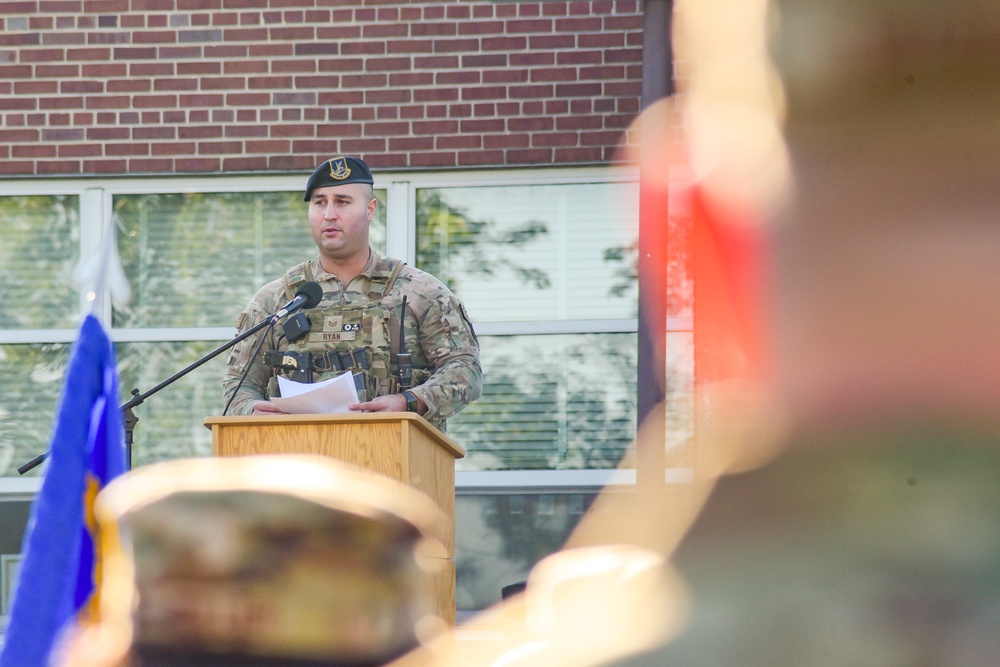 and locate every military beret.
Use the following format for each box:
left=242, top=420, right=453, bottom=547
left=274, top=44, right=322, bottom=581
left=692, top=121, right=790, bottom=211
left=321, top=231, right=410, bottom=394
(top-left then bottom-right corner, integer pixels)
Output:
left=303, top=156, right=374, bottom=201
